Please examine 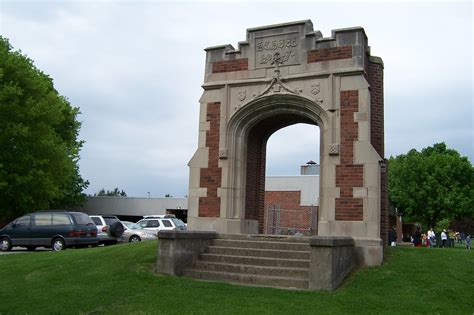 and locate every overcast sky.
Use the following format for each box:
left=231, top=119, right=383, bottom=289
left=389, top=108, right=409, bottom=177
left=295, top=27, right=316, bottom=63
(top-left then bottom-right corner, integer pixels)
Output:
left=1, top=0, right=472, bottom=198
